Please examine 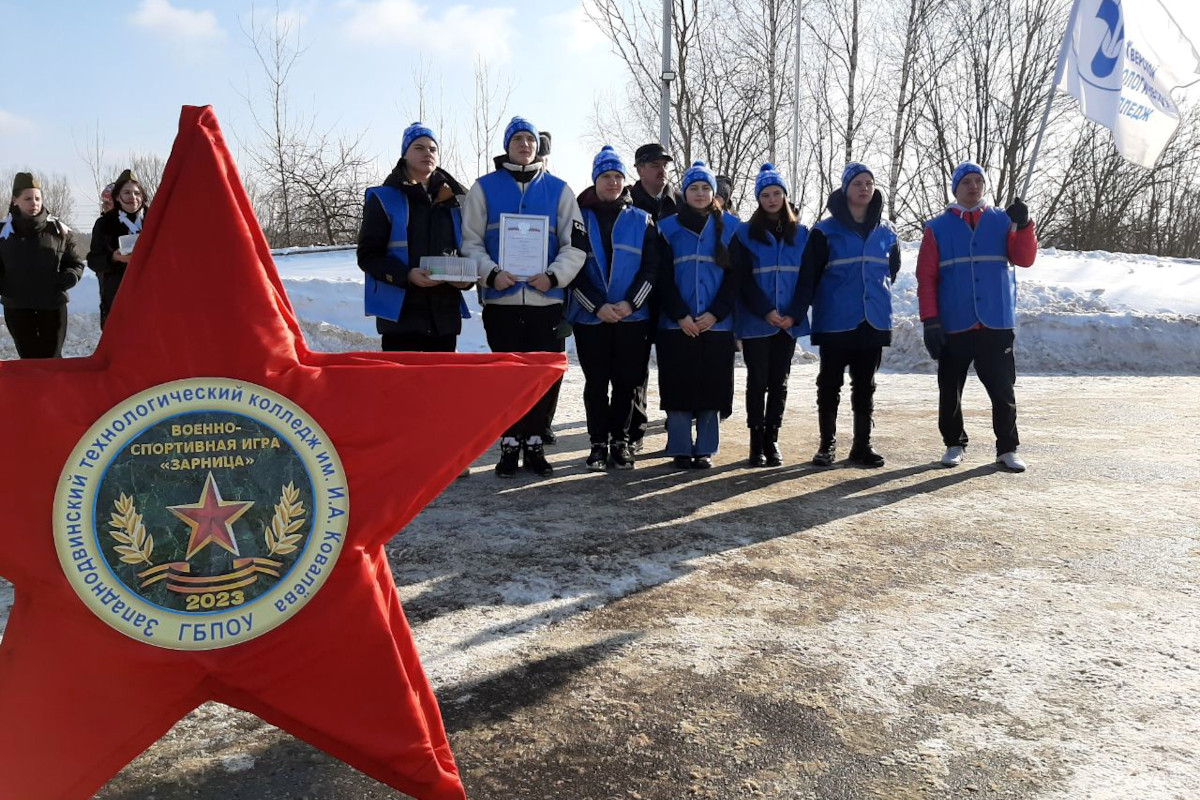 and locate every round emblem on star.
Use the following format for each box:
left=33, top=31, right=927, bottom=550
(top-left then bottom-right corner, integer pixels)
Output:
left=52, top=378, right=349, bottom=650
